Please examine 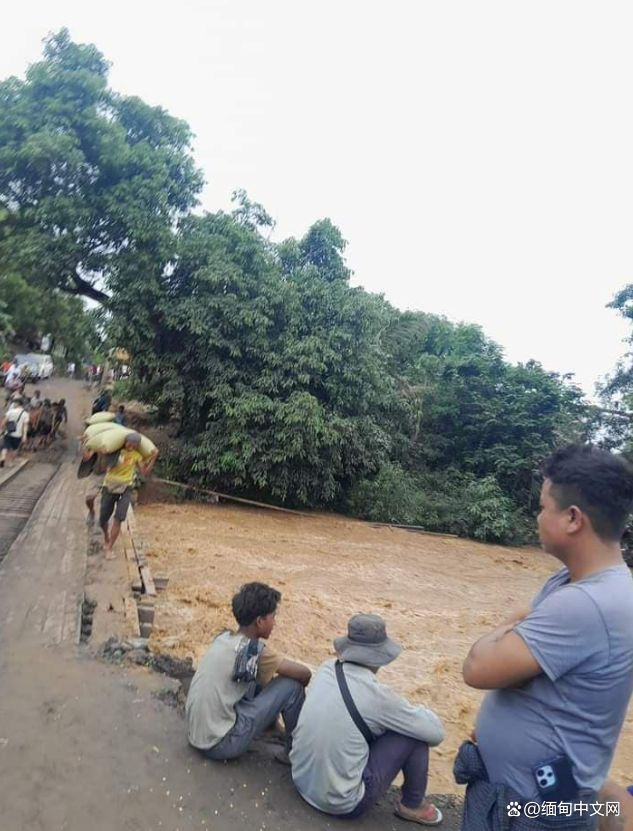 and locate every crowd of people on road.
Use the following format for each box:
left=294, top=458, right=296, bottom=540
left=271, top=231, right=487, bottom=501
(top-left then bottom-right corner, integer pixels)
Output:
left=1, top=356, right=69, bottom=468
left=182, top=444, right=633, bottom=829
